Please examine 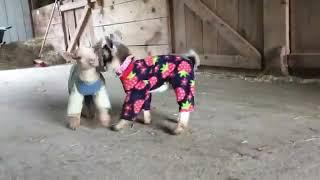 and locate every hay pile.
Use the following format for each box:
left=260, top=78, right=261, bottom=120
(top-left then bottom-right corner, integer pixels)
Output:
left=0, top=38, right=65, bottom=70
